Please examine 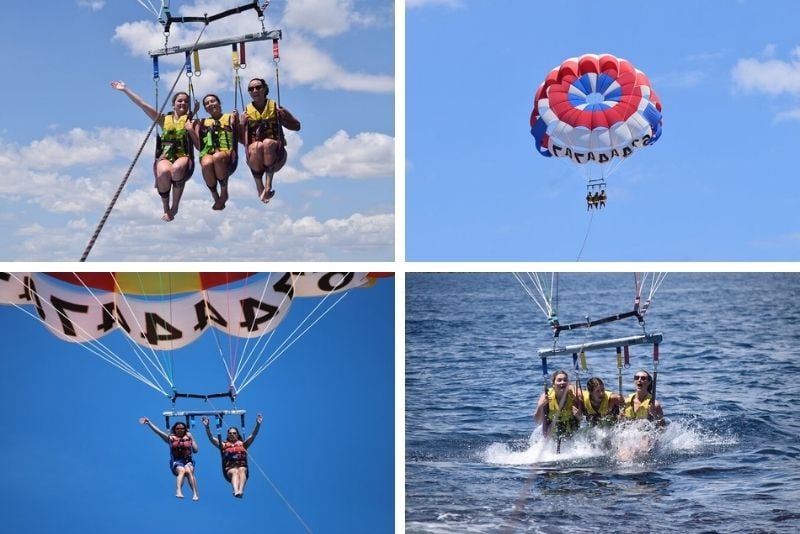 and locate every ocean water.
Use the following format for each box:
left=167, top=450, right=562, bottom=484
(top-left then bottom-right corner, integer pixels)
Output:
left=406, top=273, right=800, bottom=533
